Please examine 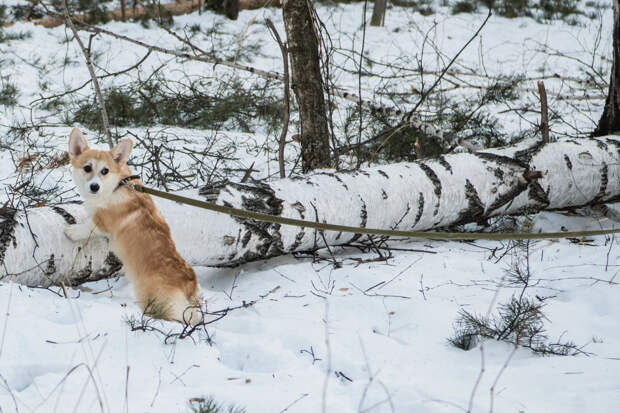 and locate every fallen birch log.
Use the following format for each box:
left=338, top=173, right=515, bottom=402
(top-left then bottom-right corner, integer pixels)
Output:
left=2, top=136, right=620, bottom=287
